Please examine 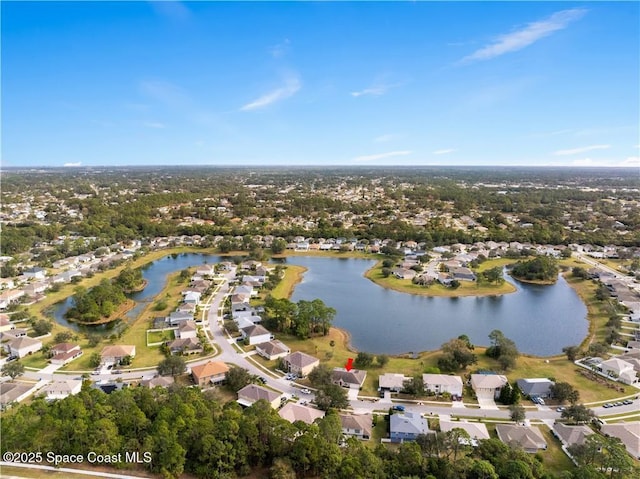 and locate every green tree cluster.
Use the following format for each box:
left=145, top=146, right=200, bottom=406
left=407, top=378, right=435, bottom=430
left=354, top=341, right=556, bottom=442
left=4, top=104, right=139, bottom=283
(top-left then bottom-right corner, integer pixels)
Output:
left=485, top=330, right=519, bottom=370
left=263, top=296, right=335, bottom=339
left=510, top=256, right=559, bottom=282
left=65, top=279, right=127, bottom=323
